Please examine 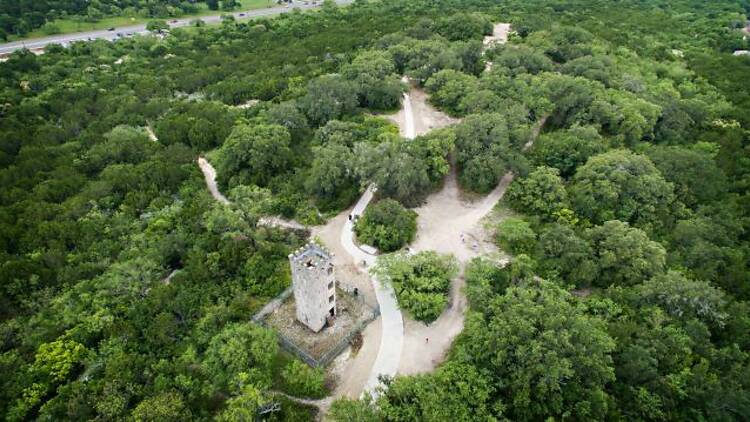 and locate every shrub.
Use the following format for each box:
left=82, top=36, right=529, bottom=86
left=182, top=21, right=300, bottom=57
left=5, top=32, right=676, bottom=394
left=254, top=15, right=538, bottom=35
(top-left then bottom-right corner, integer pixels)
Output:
left=354, top=199, right=417, bottom=252
left=496, top=218, right=537, bottom=254
left=281, top=360, right=327, bottom=398
left=373, top=251, right=458, bottom=322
